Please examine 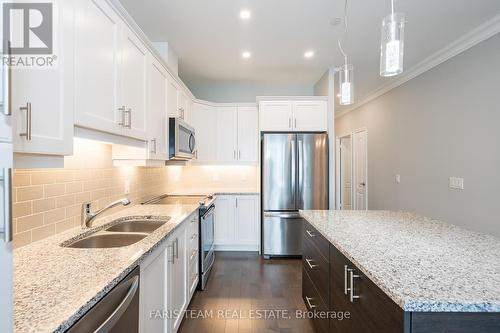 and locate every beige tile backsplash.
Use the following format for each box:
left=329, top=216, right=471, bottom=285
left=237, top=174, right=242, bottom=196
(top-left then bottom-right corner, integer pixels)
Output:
left=12, top=139, right=169, bottom=248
